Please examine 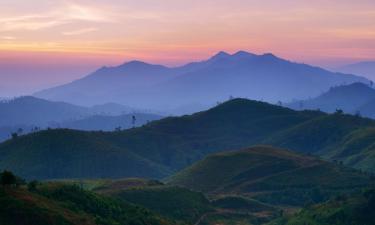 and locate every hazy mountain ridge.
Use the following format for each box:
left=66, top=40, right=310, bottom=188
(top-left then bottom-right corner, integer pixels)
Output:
left=338, top=61, right=375, bottom=81
left=34, top=51, right=369, bottom=112
left=0, top=96, right=163, bottom=142
left=287, top=82, right=375, bottom=118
